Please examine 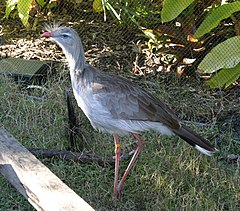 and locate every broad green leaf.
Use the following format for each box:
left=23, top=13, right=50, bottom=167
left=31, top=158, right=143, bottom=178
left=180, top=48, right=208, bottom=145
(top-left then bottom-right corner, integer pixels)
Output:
left=36, top=0, right=45, bottom=7
left=161, top=0, right=195, bottom=23
left=93, top=0, right=103, bottom=13
left=198, top=36, right=240, bottom=73
left=195, top=2, right=240, bottom=38
left=17, top=0, right=32, bottom=27
left=5, top=0, right=18, bottom=19
left=207, top=62, right=240, bottom=89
